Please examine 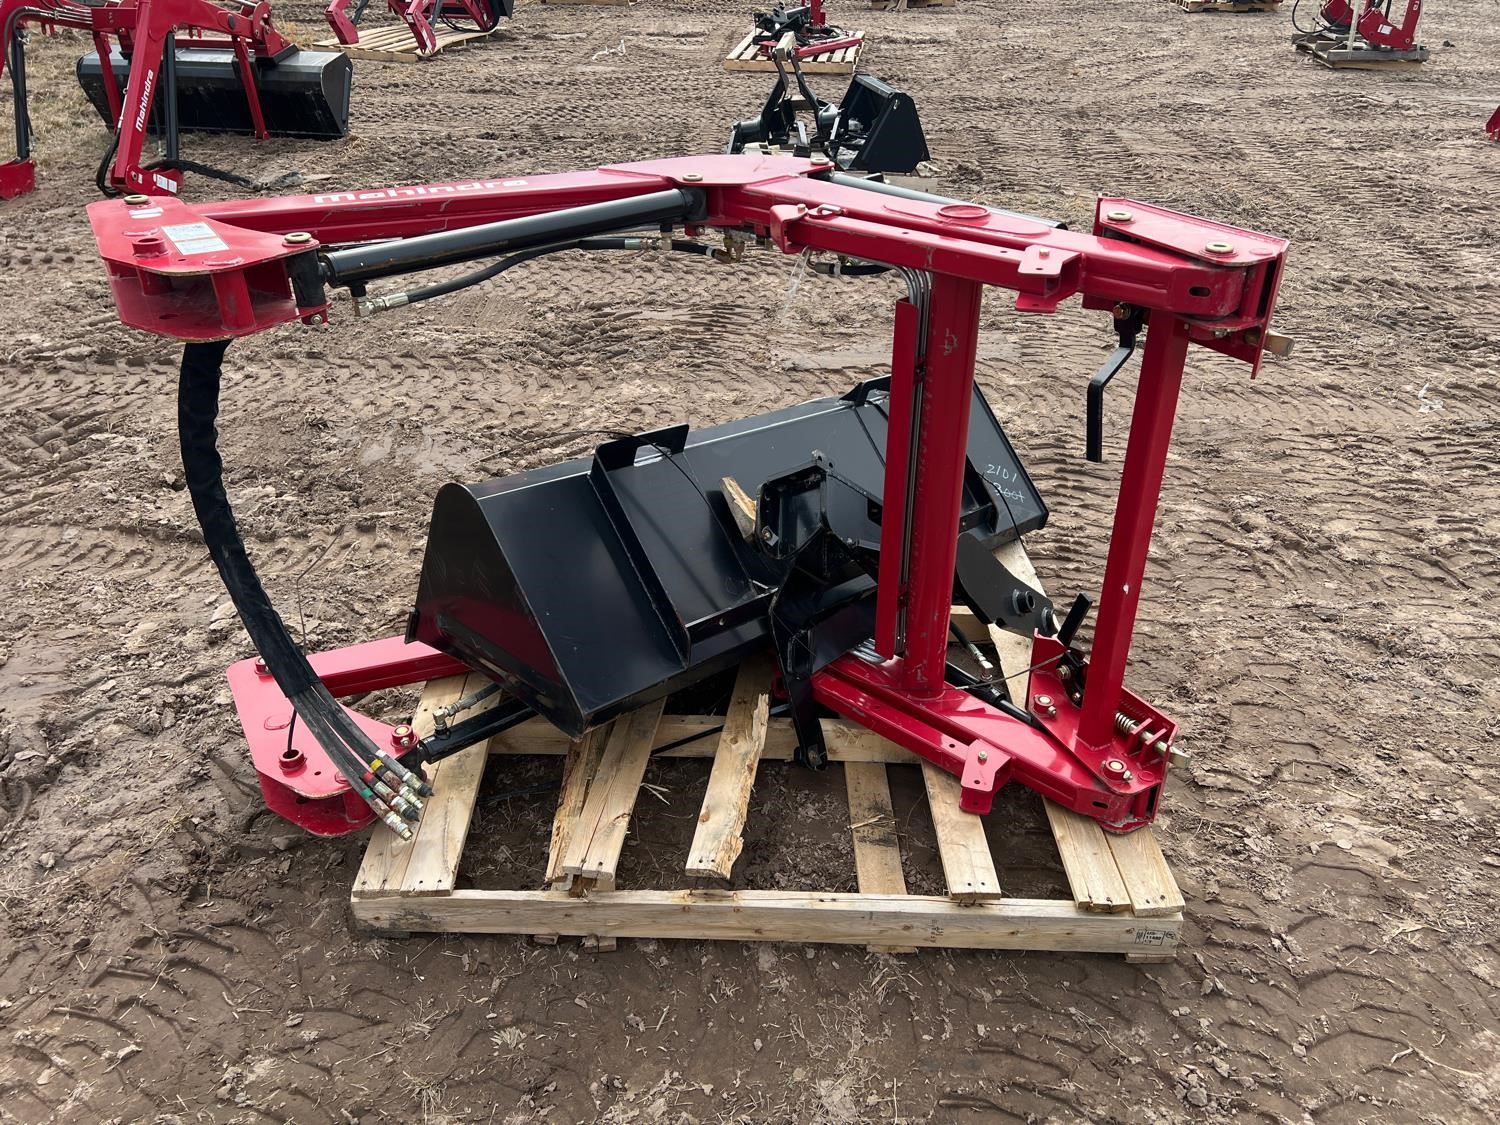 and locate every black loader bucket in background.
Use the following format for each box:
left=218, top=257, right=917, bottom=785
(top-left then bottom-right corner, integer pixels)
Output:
left=834, top=75, right=929, bottom=174
left=407, top=379, right=1047, bottom=739
left=727, top=67, right=930, bottom=176
left=77, top=46, right=352, bottom=139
